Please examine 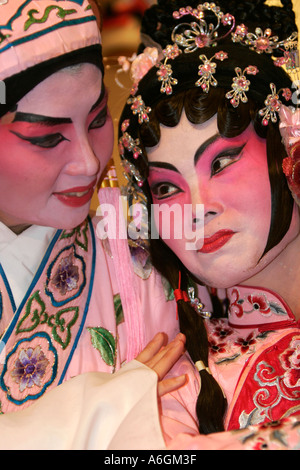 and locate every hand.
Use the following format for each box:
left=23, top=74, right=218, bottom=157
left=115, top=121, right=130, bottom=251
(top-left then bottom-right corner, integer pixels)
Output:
left=136, top=332, right=187, bottom=397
